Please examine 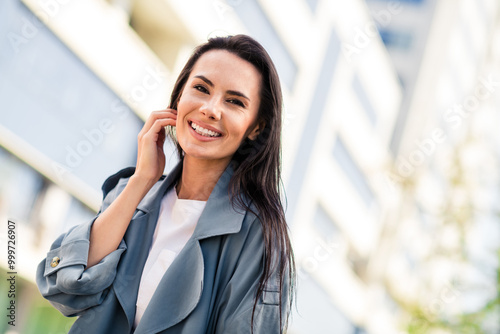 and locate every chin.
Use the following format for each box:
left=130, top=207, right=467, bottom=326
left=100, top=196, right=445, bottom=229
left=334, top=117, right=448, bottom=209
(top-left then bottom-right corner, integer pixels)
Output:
left=181, top=145, right=217, bottom=159
left=183, top=147, right=236, bottom=164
